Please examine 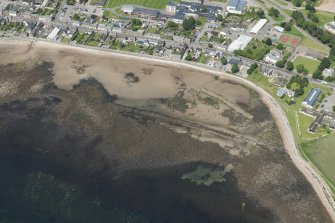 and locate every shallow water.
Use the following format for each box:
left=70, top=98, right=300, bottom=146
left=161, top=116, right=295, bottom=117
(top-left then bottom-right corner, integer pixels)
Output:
left=0, top=58, right=331, bottom=223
